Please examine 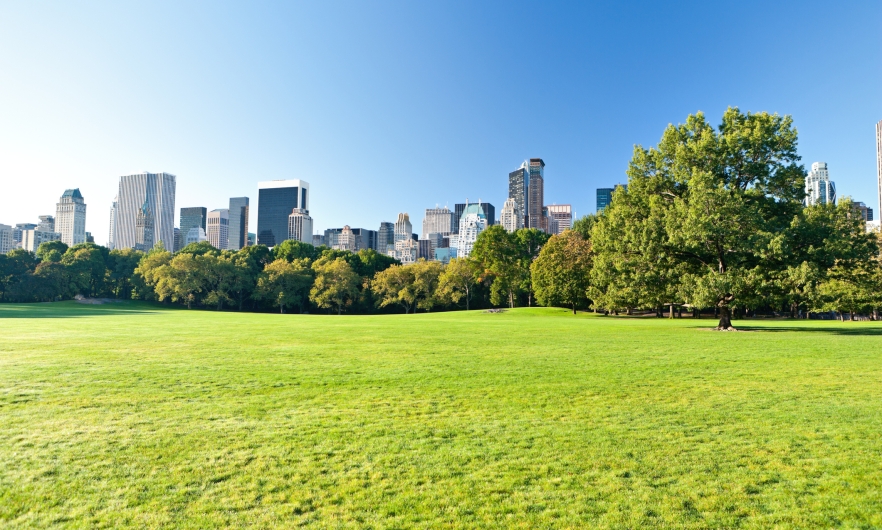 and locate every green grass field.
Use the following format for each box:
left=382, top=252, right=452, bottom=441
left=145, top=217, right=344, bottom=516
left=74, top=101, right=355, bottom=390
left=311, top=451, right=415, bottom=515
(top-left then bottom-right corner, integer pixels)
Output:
left=1, top=302, right=880, bottom=528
